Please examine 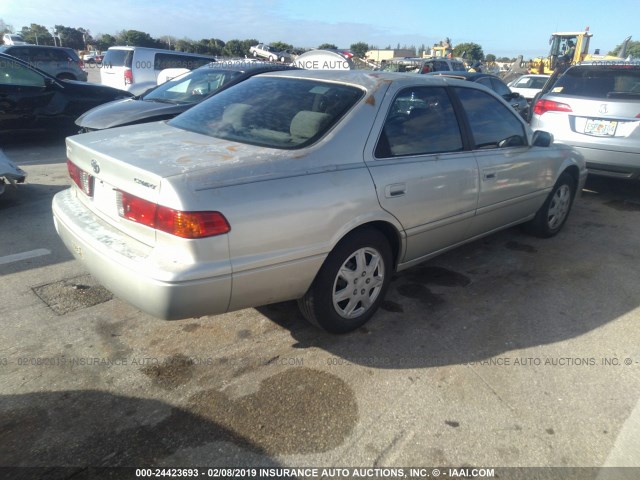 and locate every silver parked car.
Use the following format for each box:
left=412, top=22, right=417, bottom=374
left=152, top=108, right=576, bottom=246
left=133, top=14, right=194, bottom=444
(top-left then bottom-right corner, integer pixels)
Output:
left=52, top=71, right=586, bottom=333
left=531, top=62, right=640, bottom=179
